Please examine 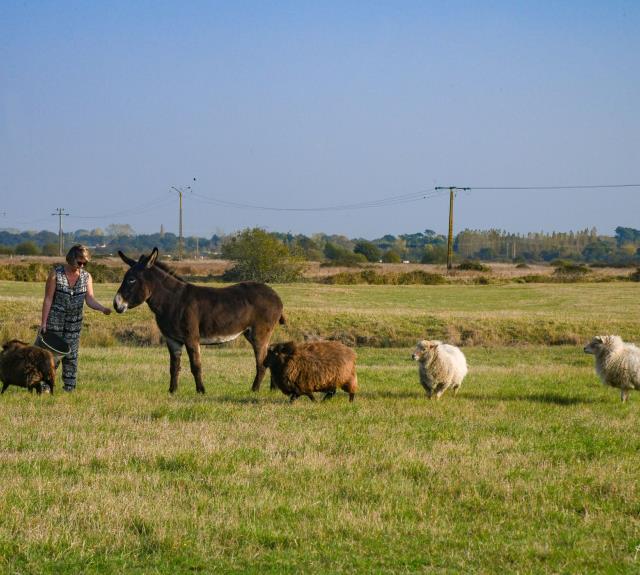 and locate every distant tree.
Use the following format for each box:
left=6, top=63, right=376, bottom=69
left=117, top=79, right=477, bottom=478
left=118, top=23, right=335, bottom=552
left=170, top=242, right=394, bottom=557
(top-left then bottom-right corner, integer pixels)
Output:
left=222, top=228, right=304, bottom=282
left=292, top=235, right=323, bottom=261
left=15, top=241, right=40, bottom=255
left=106, top=223, right=136, bottom=237
left=615, top=226, right=640, bottom=247
left=354, top=240, right=382, bottom=262
left=582, top=240, right=612, bottom=262
left=323, top=242, right=366, bottom=266
left=382, top=250, right=402, bottom=263
left=420, top=244, right=448, bottom=264
left=42, top=243, right=59, bottom=256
